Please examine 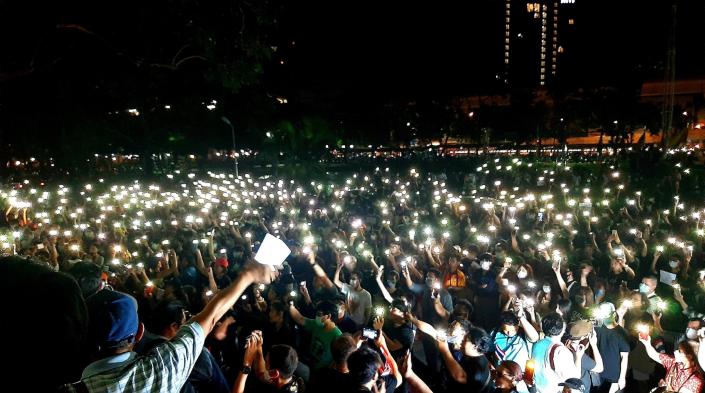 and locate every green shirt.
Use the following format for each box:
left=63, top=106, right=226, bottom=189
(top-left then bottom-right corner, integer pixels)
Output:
left=304, top=318, right=343, bottom=369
